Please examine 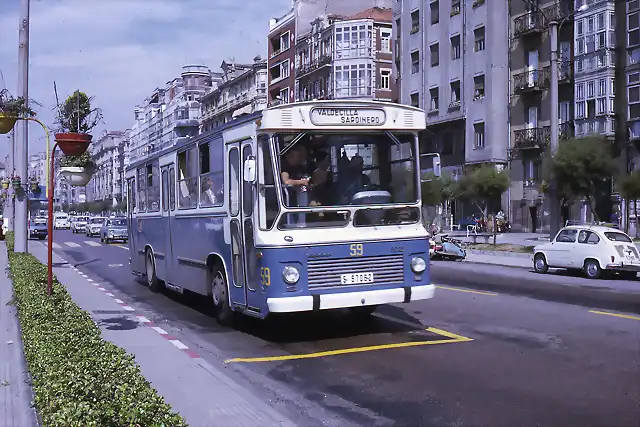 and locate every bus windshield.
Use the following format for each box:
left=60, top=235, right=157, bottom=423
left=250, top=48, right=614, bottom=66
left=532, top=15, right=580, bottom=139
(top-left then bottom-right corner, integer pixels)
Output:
left=272, top=132, right=419, bottom=228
